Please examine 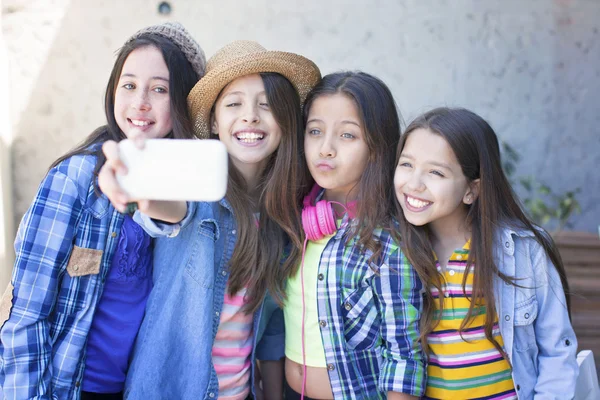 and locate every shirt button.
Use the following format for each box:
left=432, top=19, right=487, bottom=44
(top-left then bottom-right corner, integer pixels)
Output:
left=319, top=320, right=327, bottom=328
left=505, top=315, right=510, bottom=321
left=231, top=230, right=236, bottom=235
left=111, top=232, right=117, bottom=238
left=456, top=255, right=462, bottom=260
left=565, top=339, right=571, bottom=346
left=215, top=311, right=220, bottom=317
left=516, top=384, right=521, bottom=390
left=73, top=265, right=79, bottom=271
left=524, top=313, right=530, bottom=319
left=327, top=363, right=335, bottom=371
left=221, top=270, right=227, bottom=276
left=209, top=393, right=215, bottom=398
left=318, top=273, right=324, bottom=281
left=445, top=292, right=450, bottom=298
left=344, top=302, right=352, bottom=311
left=505, top=241, right=510, bottom=248
left=449, top=270, right=455, bottom=276
left=75, top=381, right=80, bottom=387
